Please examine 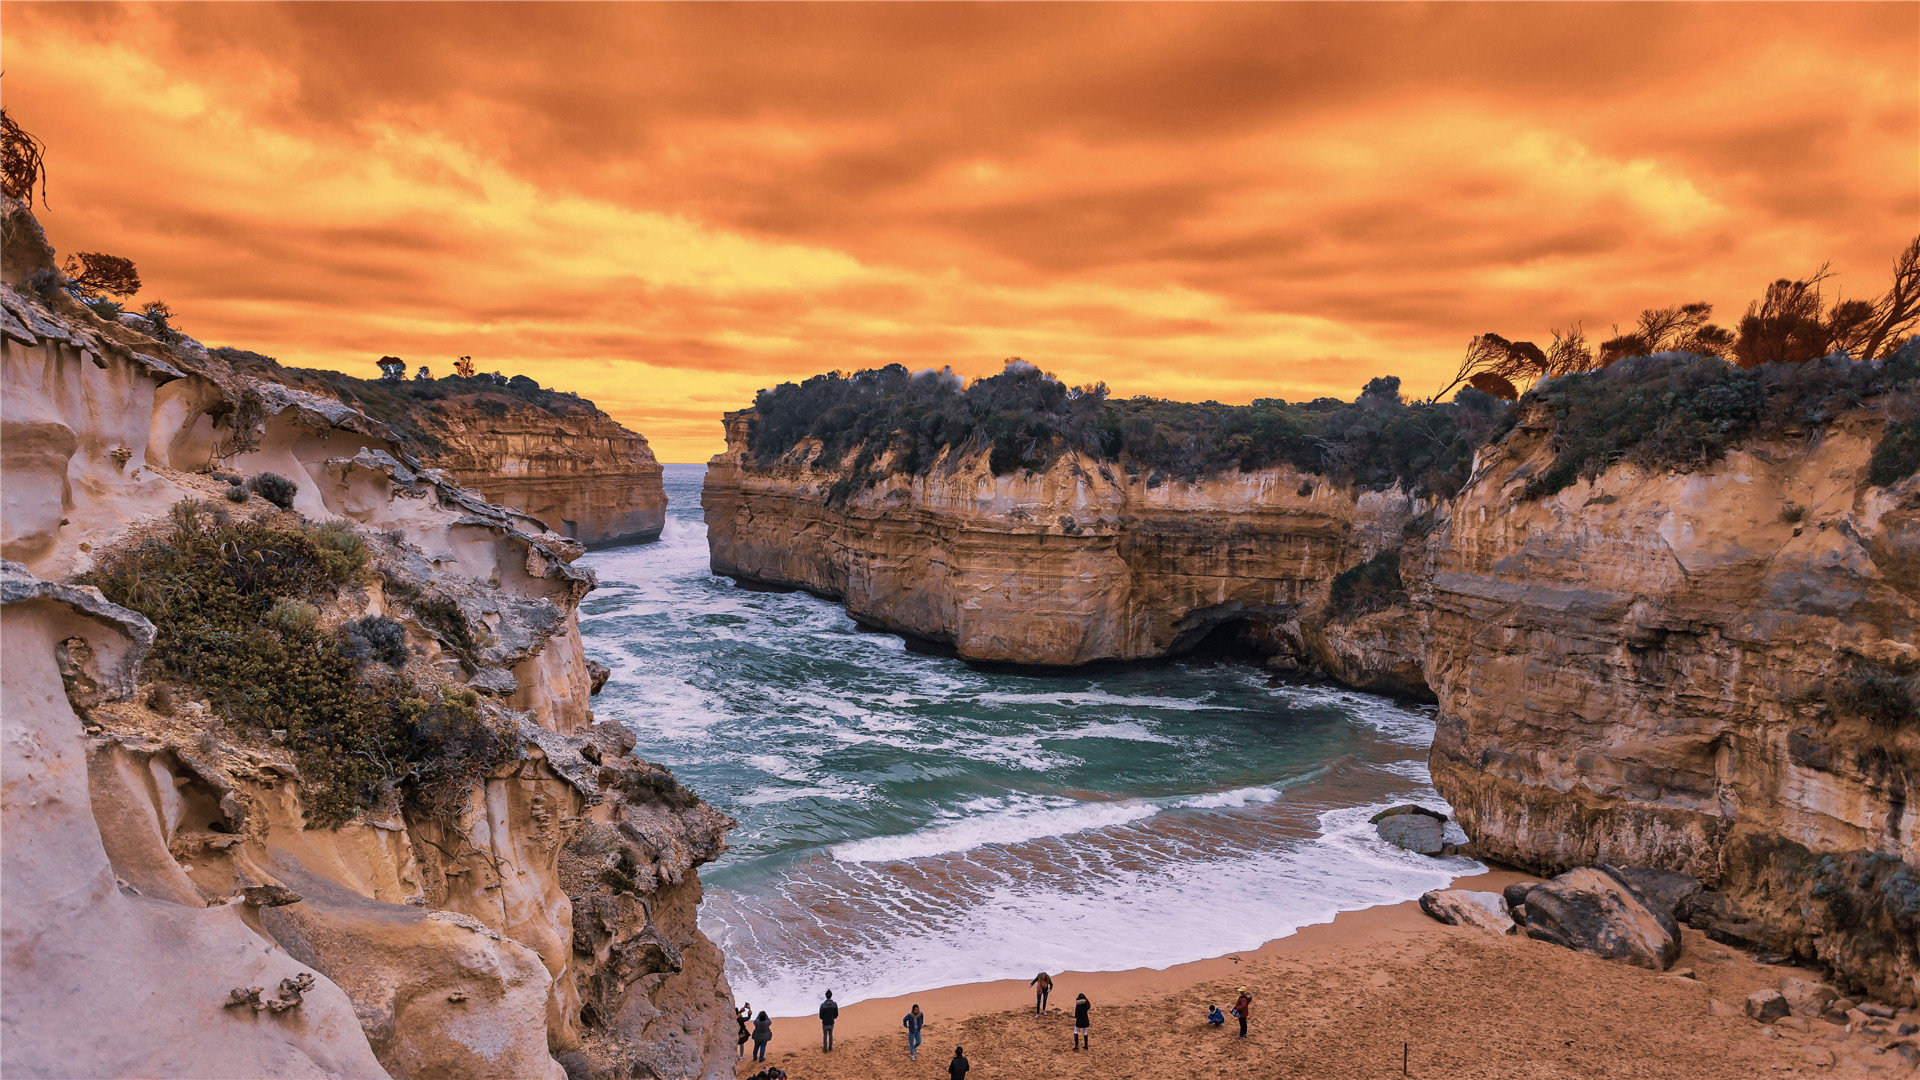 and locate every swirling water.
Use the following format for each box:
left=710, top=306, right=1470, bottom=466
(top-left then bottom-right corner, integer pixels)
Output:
left=579, top=464, right=1474, bottom=1017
